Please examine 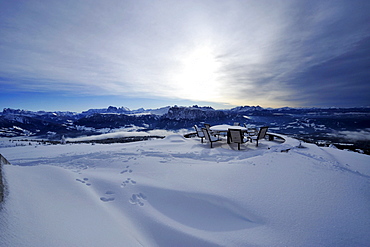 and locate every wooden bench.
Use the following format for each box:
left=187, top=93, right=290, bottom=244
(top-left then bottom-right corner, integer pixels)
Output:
left=266, top=132, right=286, bottom=142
